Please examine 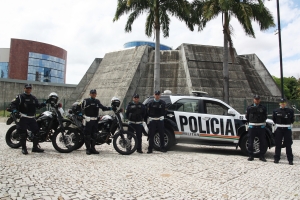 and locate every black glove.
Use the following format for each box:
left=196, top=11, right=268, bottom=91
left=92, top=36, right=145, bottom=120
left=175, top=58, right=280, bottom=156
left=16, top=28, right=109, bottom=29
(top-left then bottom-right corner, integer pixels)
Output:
left=40, top=102, right=46, bottom=107
left=12, top=110, right=20, bottom=118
